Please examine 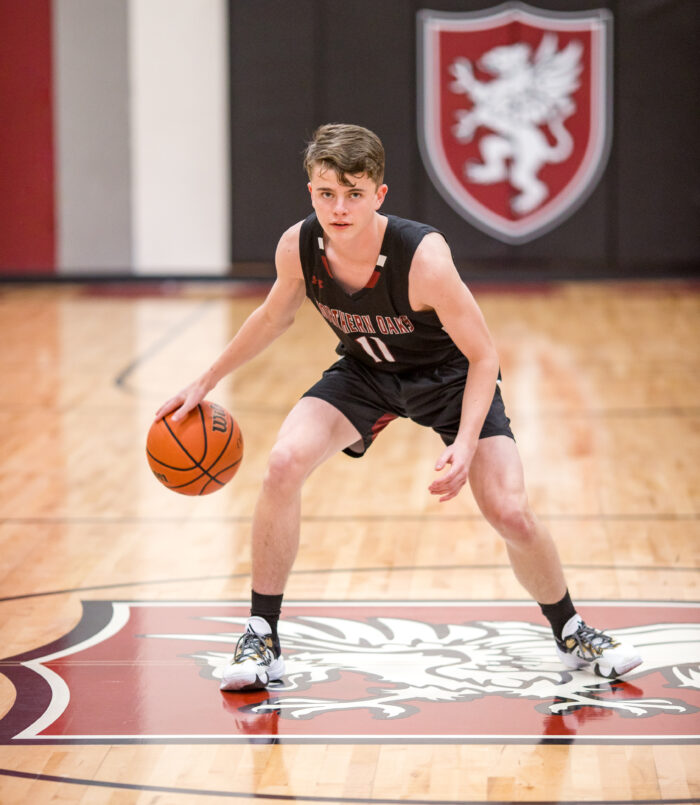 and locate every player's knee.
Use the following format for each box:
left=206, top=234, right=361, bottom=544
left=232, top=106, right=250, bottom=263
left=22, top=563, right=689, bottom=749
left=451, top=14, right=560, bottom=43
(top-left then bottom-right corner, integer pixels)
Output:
left=263, top=442, right=312, bottom=492
left=484, top=495, right=537, bottom=545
